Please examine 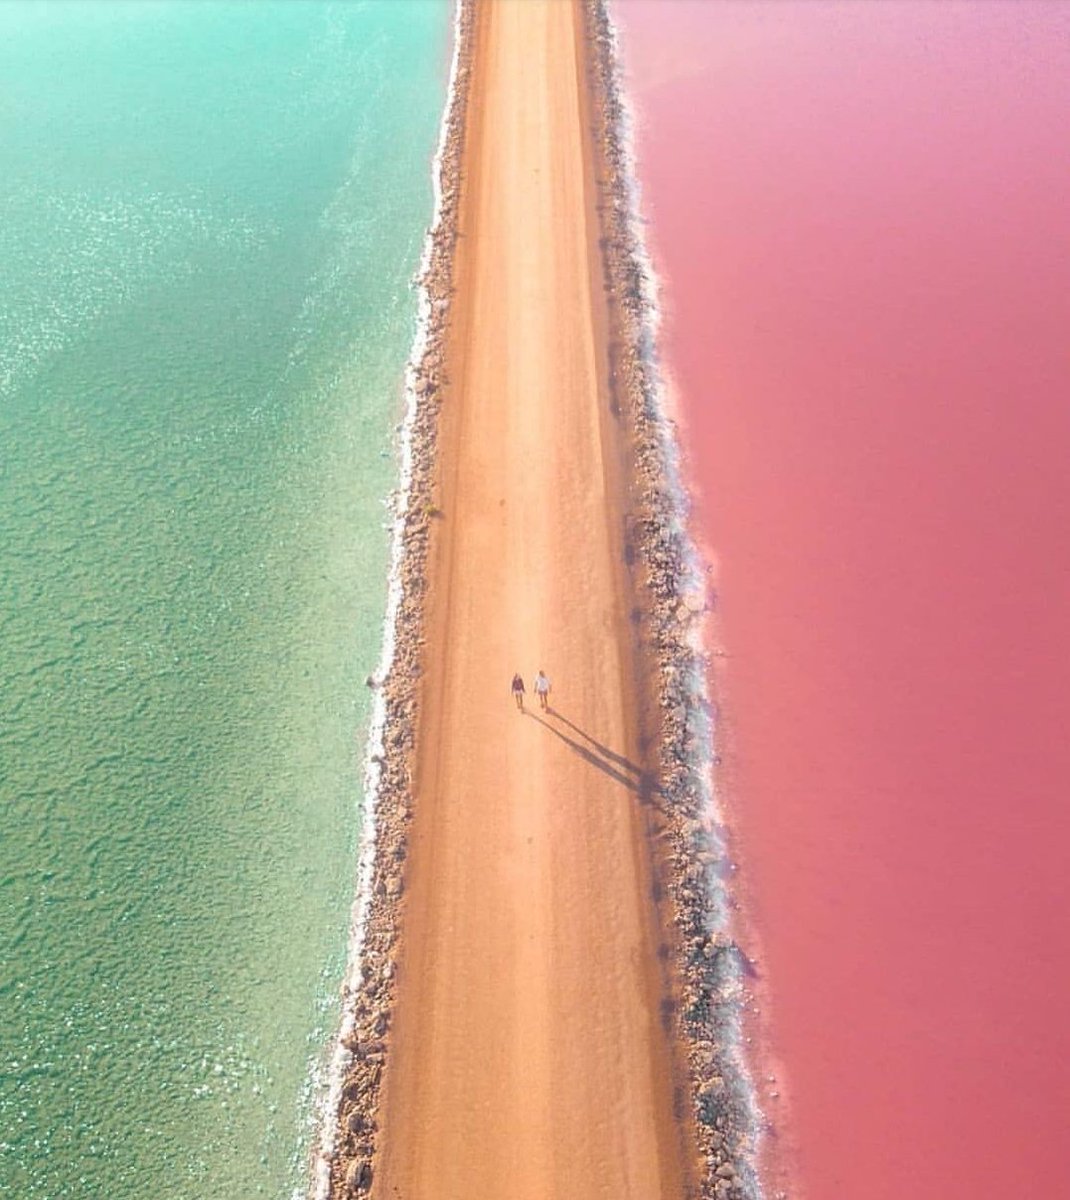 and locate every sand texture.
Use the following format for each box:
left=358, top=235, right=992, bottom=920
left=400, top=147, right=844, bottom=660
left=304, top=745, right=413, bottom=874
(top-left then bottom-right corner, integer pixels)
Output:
left=374, top=1, right=692, bottom=1197
left=323, top=2, right=761, bottom=1199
